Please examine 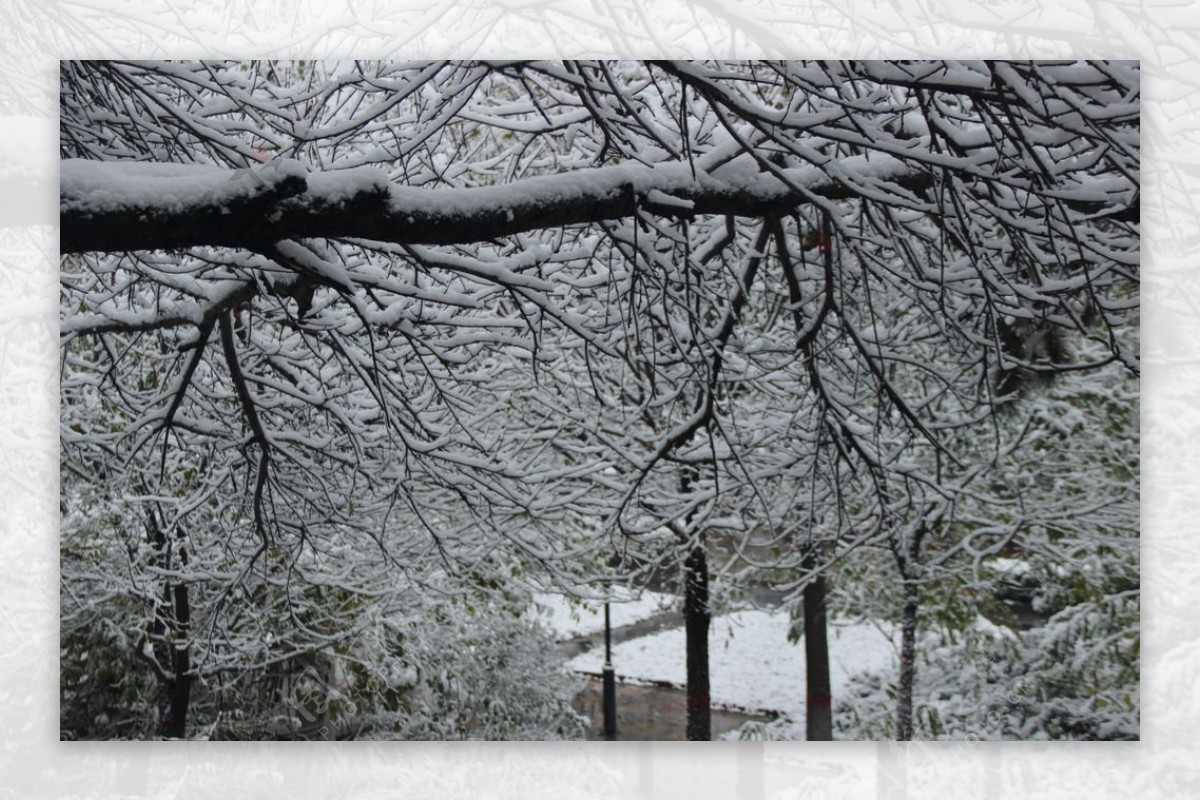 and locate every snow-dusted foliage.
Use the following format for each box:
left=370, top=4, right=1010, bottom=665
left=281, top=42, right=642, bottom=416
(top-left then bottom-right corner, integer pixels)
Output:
left=832, top=591, right=1138, bottom=741
left=61, top=482, right=585, bottom=740
left=59, top=60, right=1138, bottom=740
